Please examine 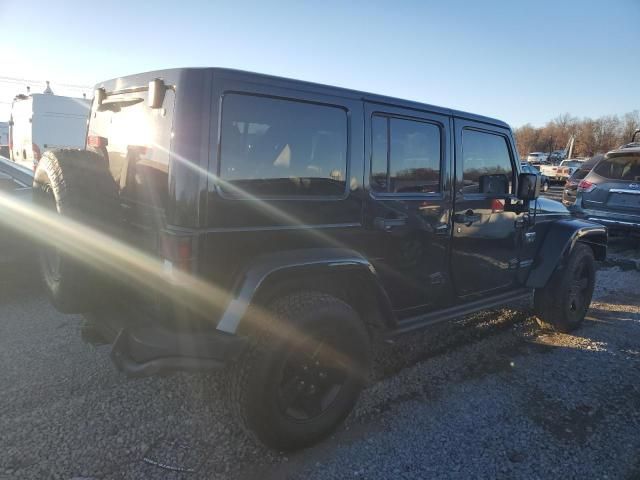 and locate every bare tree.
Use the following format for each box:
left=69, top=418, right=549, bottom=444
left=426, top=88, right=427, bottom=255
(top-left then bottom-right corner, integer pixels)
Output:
left=514, top=111, right=638, bottom=159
